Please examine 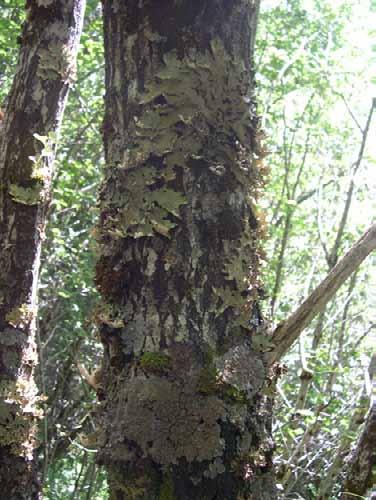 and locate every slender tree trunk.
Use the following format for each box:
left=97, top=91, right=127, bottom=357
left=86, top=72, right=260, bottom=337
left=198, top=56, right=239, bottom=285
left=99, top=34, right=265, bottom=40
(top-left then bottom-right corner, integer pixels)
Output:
left=0, top=1, right=85, bottom=497
left=95, top=1, right=276, bottom=499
